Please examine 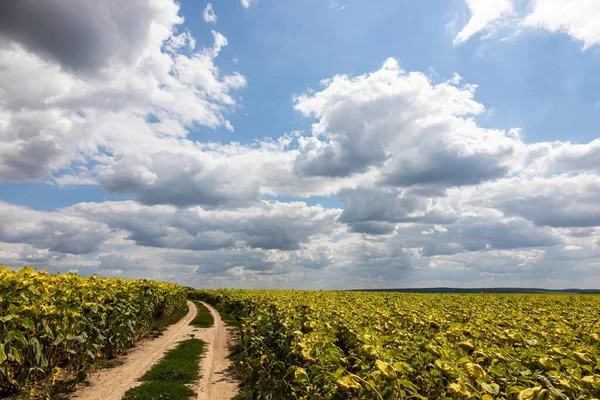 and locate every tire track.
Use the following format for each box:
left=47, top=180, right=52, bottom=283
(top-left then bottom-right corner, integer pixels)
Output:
left=195, top=301, right=239, bottom=400
left=71, top=300, right=197, bottom=400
